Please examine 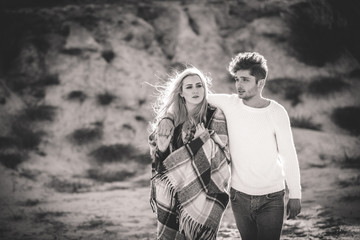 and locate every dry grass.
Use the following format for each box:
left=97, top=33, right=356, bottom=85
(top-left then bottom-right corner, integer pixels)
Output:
left=290, top=116, right=322, bottom=131
left=78, top=218, right=114, bottom=230
left=46, top=177, right=92, bottom=193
